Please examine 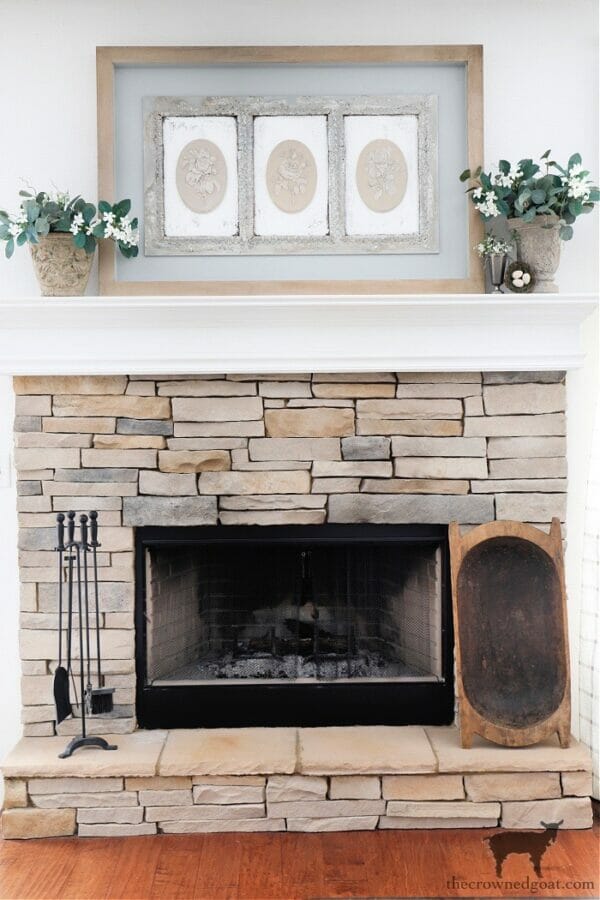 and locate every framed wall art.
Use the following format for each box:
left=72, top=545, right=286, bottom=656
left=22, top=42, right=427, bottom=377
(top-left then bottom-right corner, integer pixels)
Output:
left=97, top=45, right=484, bottom=295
